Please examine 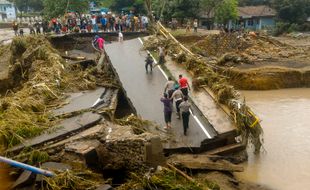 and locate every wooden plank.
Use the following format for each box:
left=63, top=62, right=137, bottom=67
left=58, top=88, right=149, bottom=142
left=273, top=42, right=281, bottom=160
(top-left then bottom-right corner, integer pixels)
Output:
left=168, top=154, right=244, bottom=172
left=205, top=143, right=246, bottom=156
